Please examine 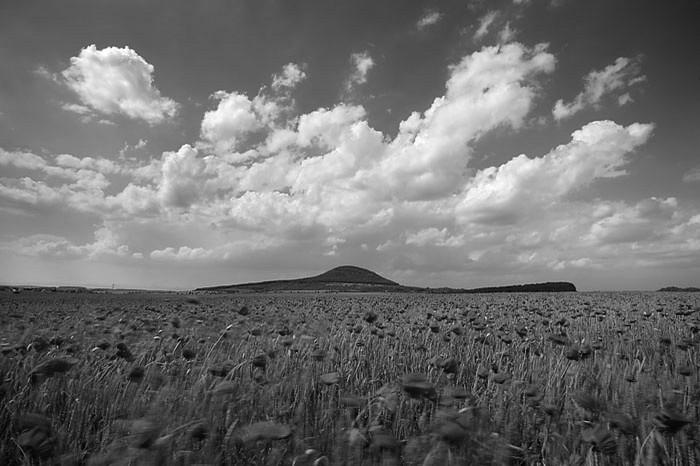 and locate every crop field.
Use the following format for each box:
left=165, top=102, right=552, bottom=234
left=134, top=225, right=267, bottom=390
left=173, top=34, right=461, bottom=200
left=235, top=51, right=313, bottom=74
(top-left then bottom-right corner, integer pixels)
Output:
left=1, top=290, right=700, bottom=465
